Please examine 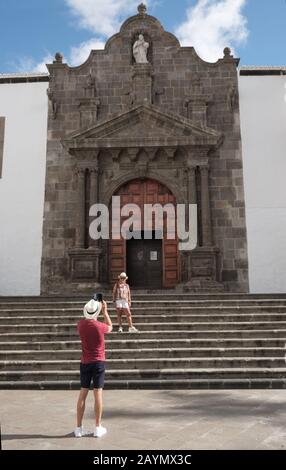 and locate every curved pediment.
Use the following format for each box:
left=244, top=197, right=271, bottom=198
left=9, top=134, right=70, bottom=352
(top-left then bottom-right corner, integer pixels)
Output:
left=64, top=104, right=222, bottom=151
